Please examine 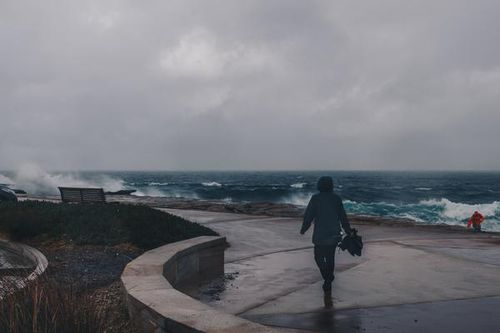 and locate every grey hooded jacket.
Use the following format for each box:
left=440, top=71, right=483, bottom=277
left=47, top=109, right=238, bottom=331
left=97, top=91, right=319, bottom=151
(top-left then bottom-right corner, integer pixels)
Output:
left=300, top=176, right=352, bottom=245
